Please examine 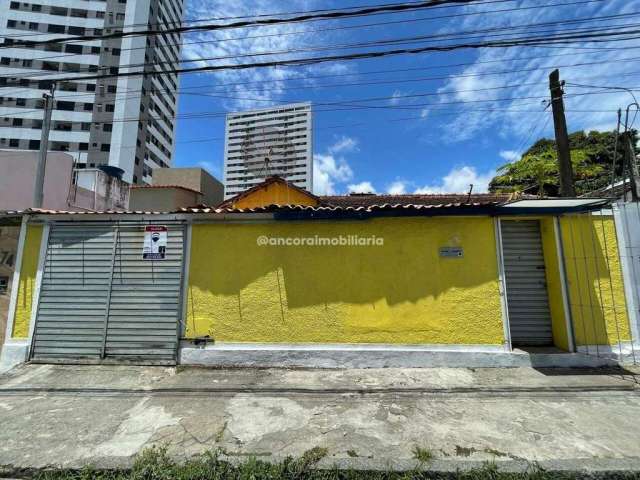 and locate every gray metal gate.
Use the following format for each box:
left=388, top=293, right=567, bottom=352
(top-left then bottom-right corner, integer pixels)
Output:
left=501, top=220, right=553, bottom=346
left=30, top=222, right=185, bottom=364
